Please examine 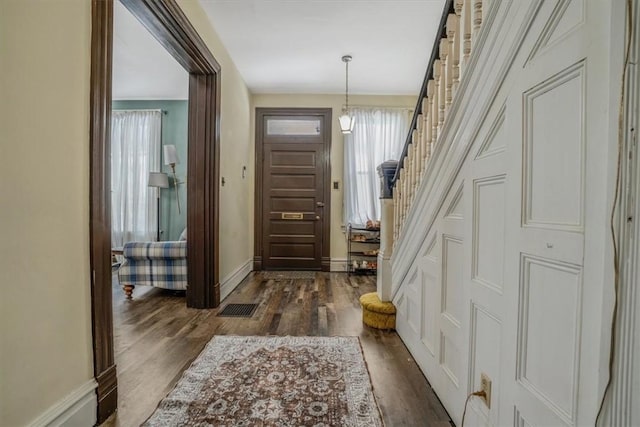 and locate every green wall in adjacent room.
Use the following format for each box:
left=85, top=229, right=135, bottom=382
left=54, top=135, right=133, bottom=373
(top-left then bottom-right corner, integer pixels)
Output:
left=112, top=100, right=188, bottom=241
